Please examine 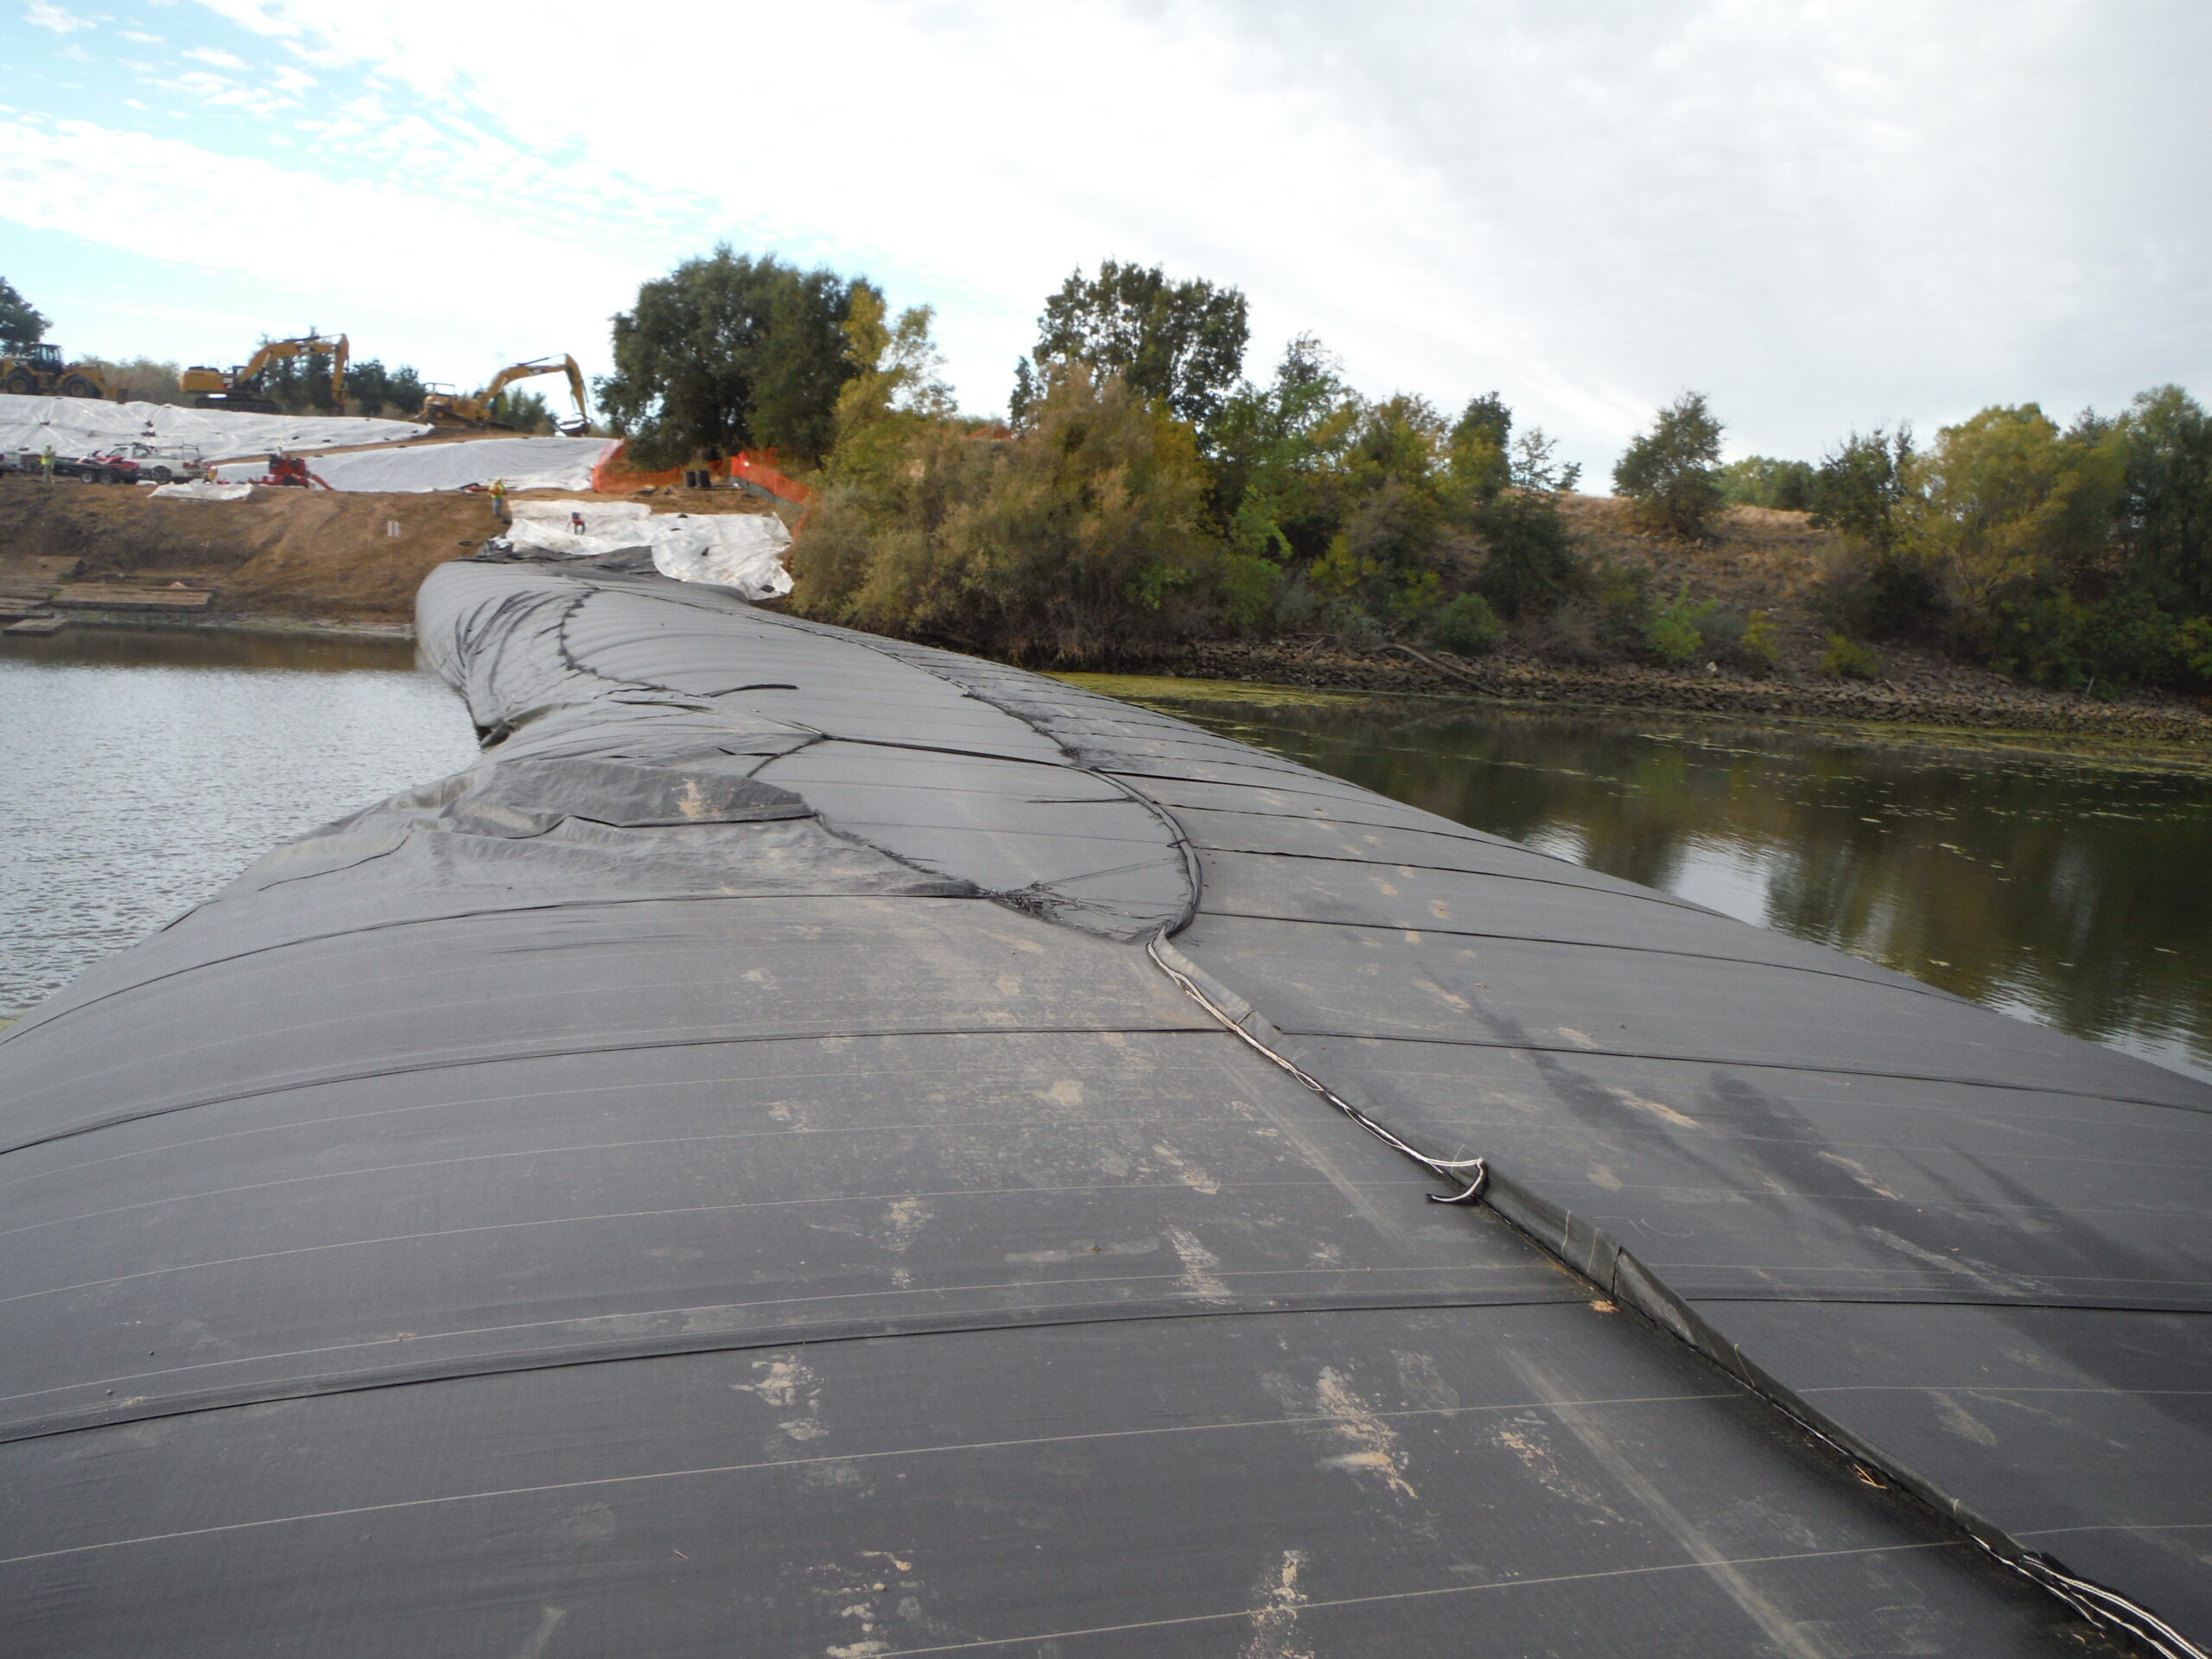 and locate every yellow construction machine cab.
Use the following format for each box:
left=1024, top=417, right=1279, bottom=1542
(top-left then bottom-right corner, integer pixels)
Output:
left=1, top=345, right=111, bottom=399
